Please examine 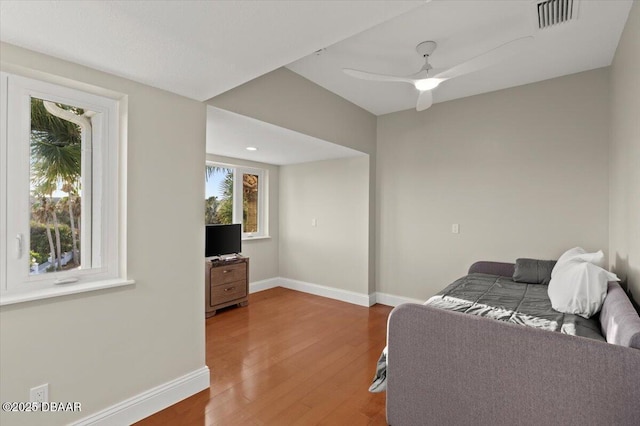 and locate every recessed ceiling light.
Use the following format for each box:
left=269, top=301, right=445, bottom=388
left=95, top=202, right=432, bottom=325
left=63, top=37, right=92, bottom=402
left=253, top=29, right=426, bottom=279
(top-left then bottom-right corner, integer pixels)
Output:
left=246, top=147, right=258, bottom=151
